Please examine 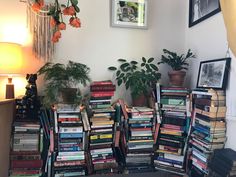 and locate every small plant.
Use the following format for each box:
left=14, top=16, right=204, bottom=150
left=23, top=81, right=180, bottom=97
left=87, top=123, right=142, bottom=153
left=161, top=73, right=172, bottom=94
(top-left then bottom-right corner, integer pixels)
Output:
left=108, top=57, right=161, bottom=98
left=37, top=60, right=91, bottom=107
left=158, top=49, right=195, bottom=71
